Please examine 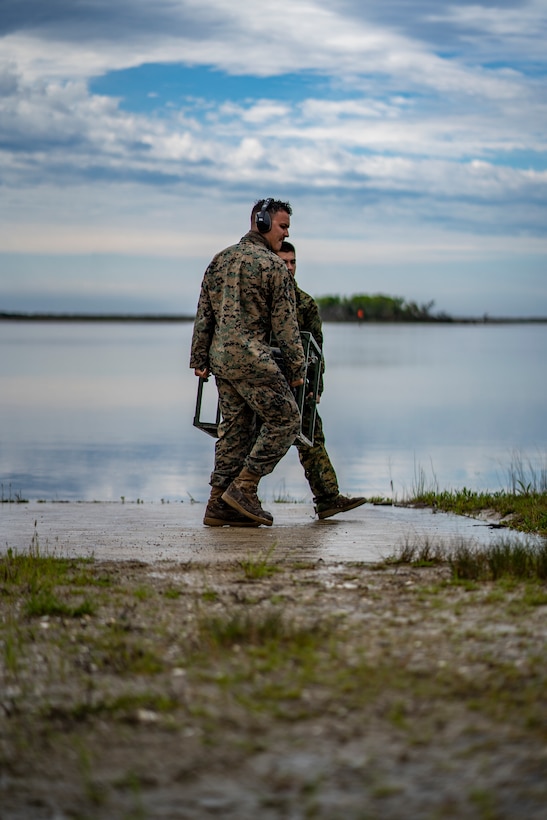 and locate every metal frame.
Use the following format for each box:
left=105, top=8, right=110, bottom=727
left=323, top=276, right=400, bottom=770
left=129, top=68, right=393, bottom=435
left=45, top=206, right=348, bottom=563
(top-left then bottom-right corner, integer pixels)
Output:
left=192, top=377, right=221, bottom=438
left=192, top=331, right=322, bottom=447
